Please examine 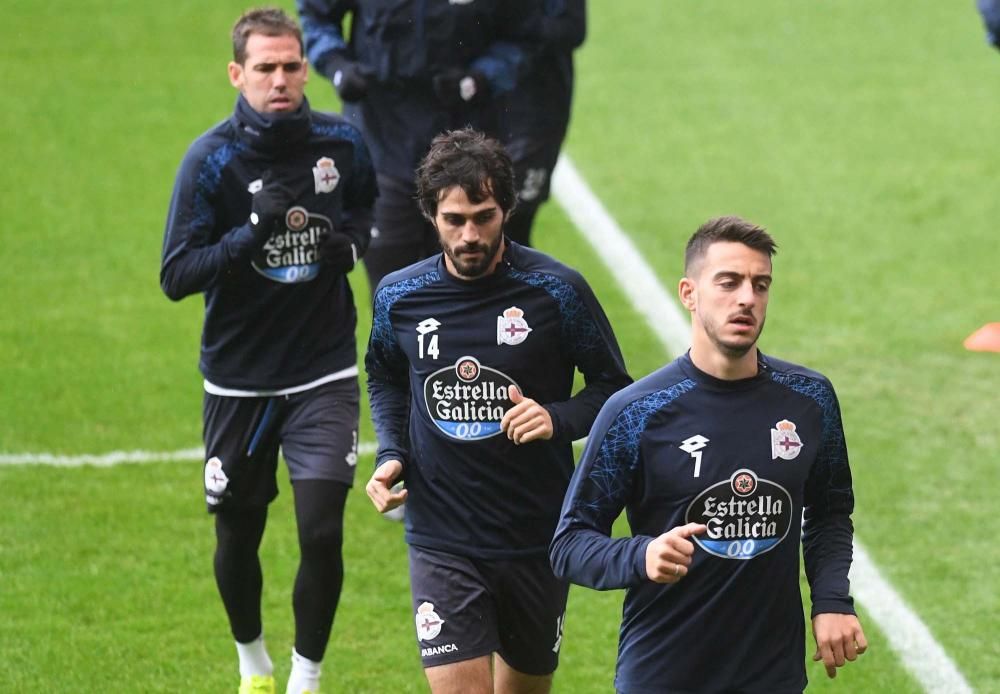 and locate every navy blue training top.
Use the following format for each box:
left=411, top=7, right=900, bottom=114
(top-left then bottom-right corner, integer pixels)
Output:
left=550, top=351, right=857, bottom=694
left=366, top=242, right=631, bottom=558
